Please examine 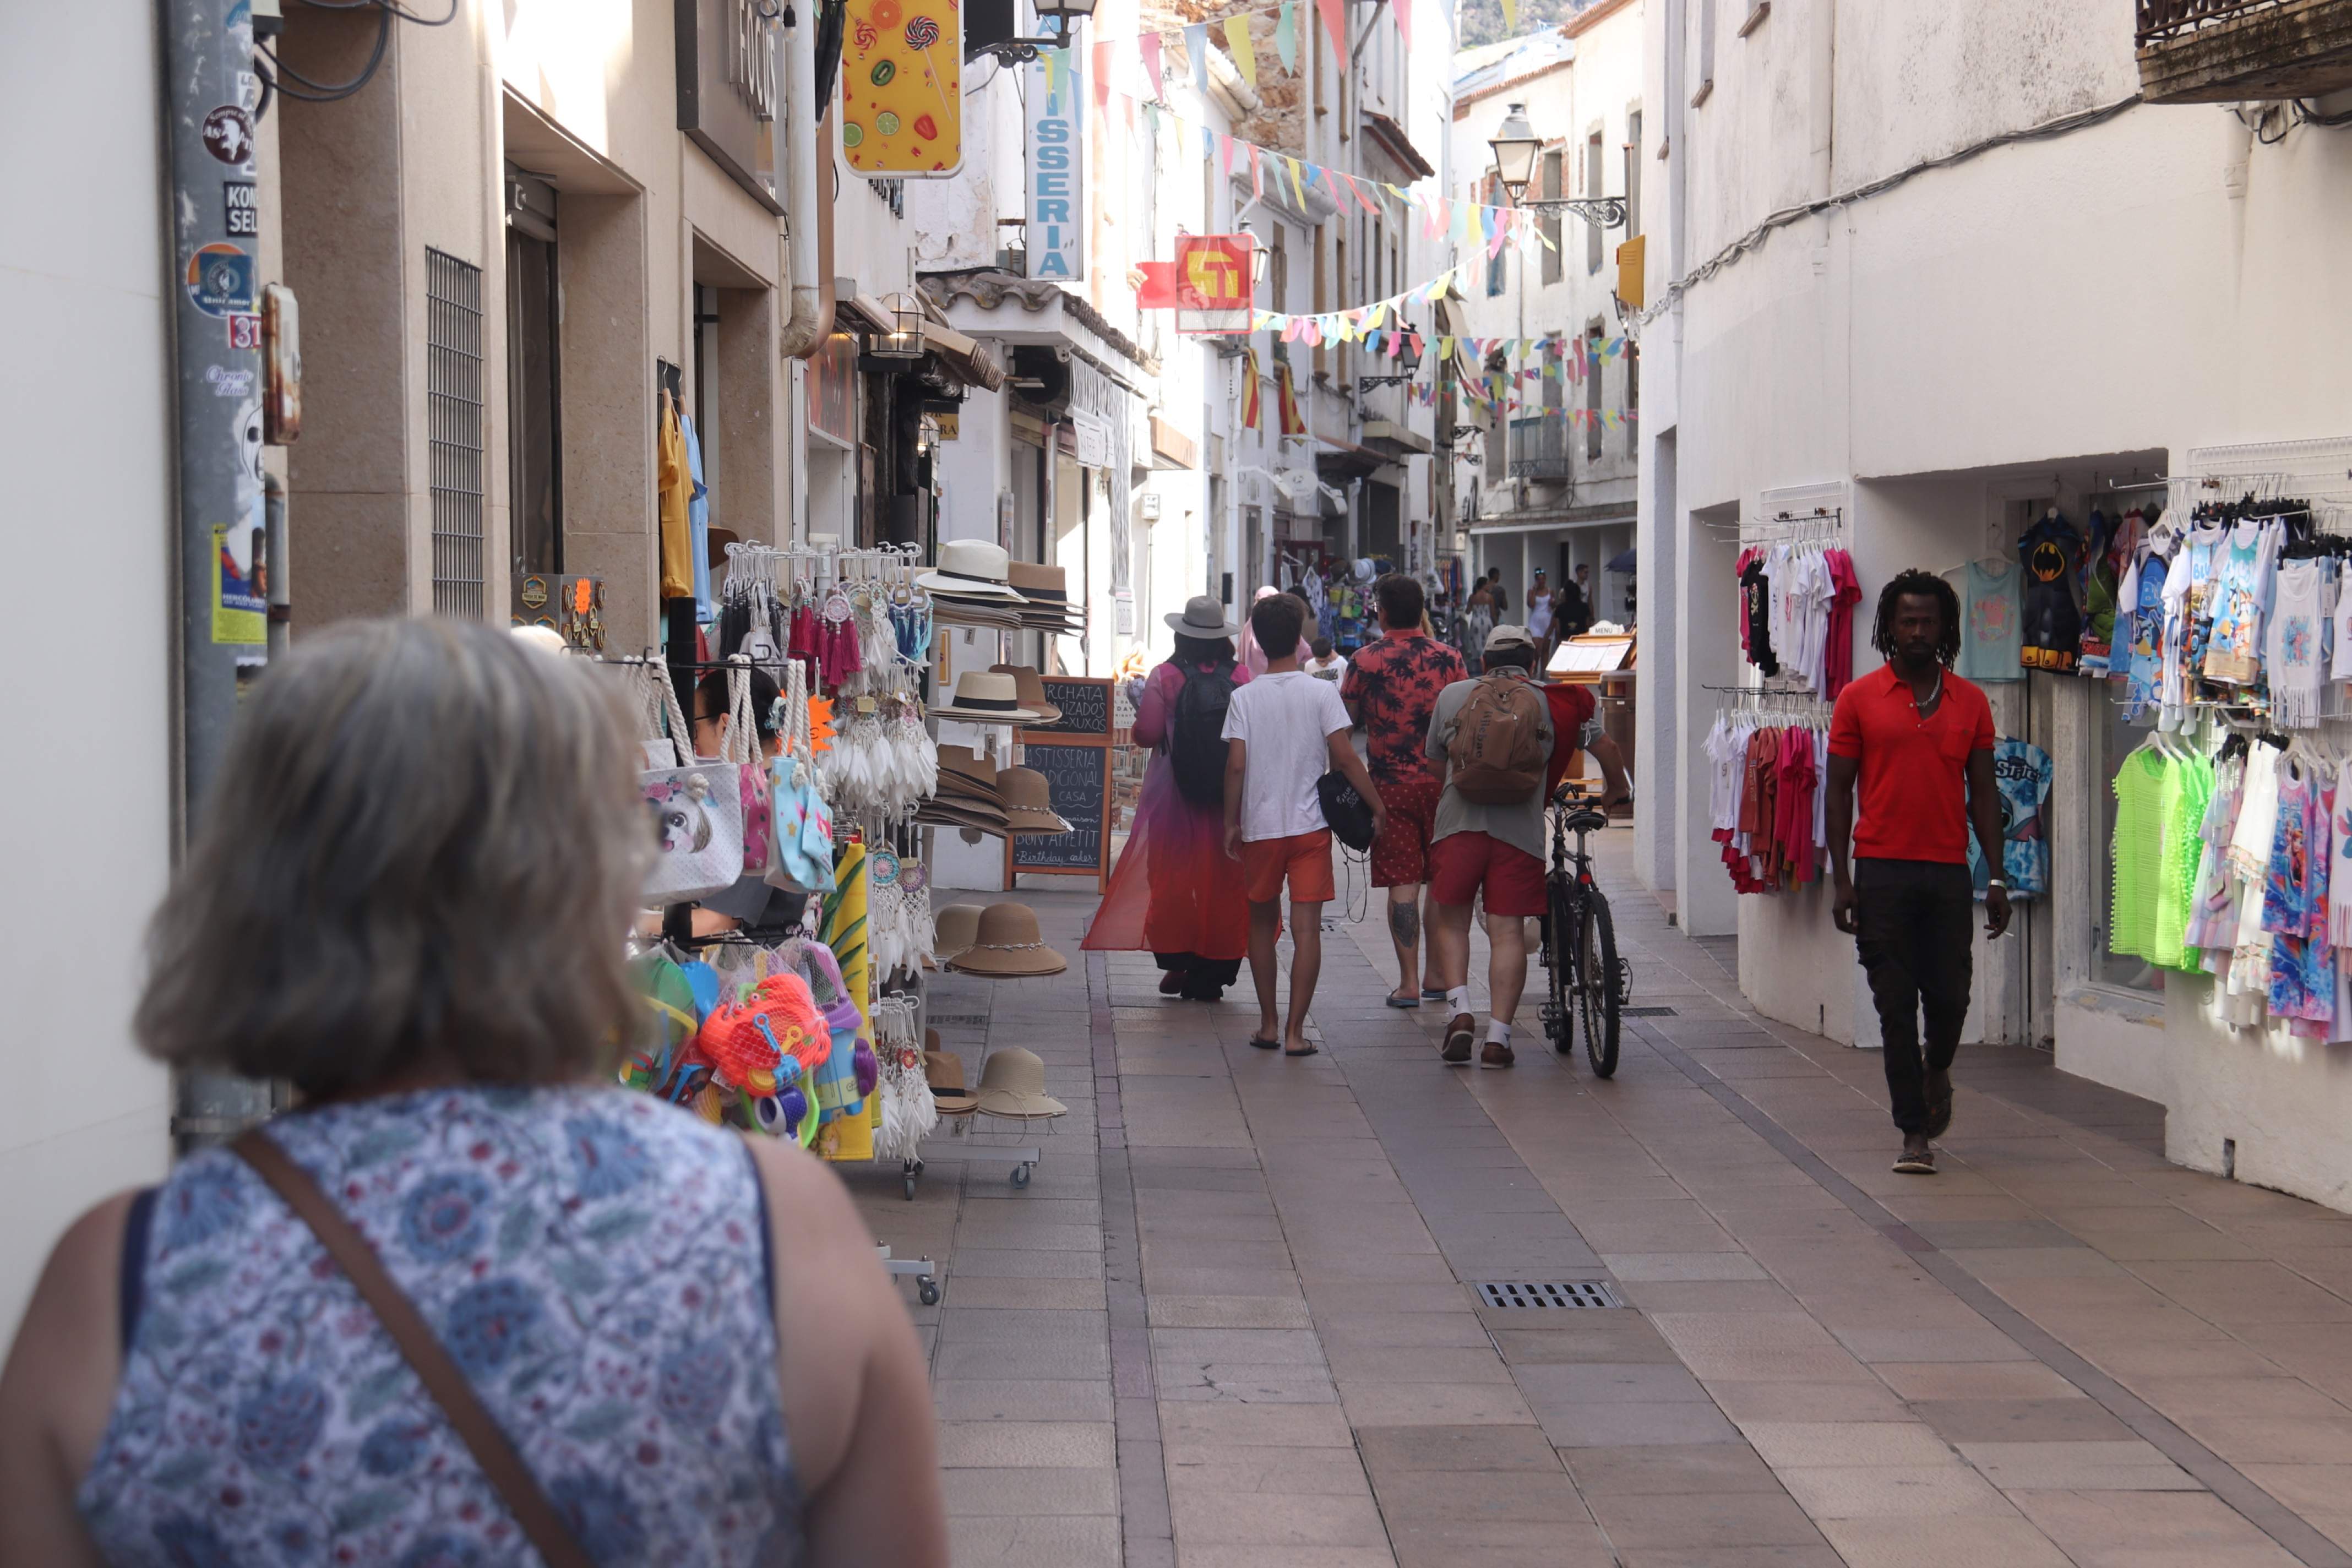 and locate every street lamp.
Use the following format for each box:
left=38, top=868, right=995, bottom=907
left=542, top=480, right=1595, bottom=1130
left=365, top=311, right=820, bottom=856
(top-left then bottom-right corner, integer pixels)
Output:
left=968, top=0, right=1096, bottom=66
left=1358, top=327, right=1424, bottom=391
left=869, top=292, right=928, bottom=359
left=1485, top=101, right=1627, bottom=230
